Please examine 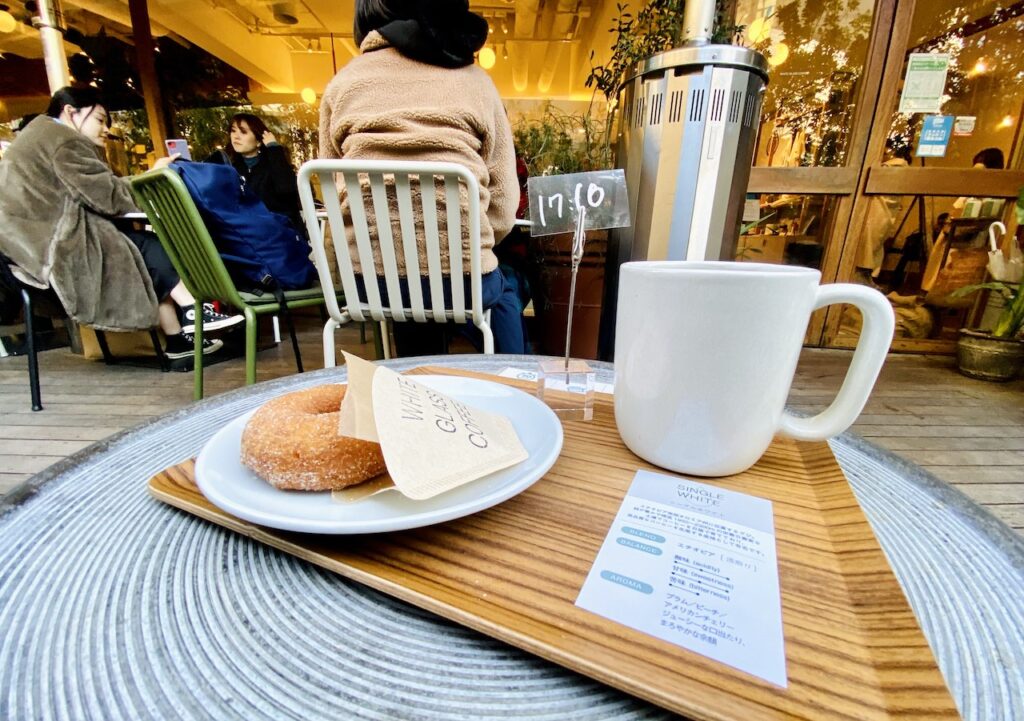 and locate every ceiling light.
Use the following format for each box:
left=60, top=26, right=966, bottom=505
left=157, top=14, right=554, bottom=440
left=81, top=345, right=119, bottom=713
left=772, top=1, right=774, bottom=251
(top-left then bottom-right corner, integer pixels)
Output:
left=997, top=115, right=1014, bottom=129
left=502, top=44, right=509, bottom=60
left=306, top=39, right=313, bottom=53
left=968, top=59, right=988, bottom=77
left=0, top=7, right=17, bottom=33
left=301, top=87, right=317, bottom=104
left=478, top=46, right=496, bottom=69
